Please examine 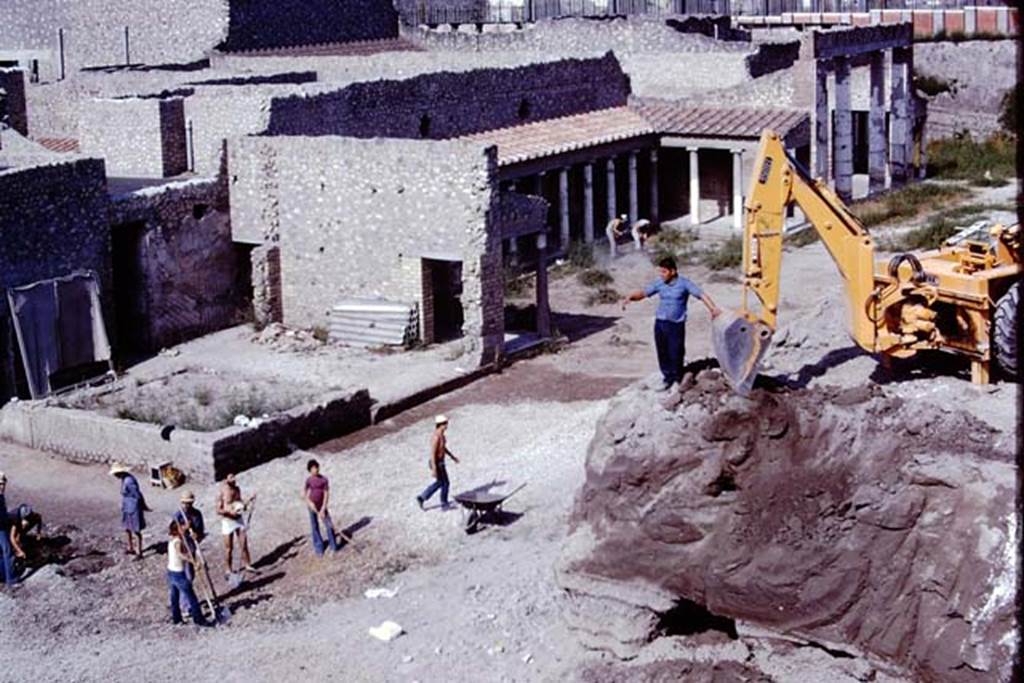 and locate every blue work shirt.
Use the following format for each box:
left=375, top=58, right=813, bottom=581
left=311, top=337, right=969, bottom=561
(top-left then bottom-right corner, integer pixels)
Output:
left=644, top=276, right=704, bottom=323
left=0, top=493, right=8, bottom=529
left=121, top=475, right=142, bottom=514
